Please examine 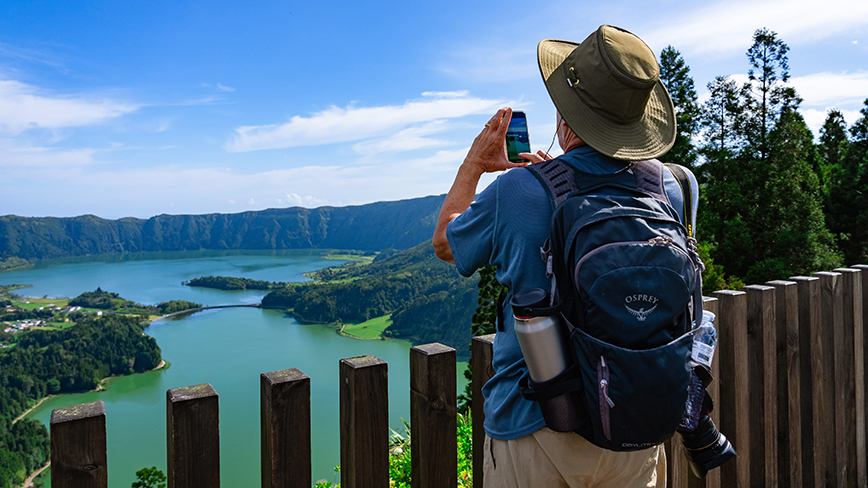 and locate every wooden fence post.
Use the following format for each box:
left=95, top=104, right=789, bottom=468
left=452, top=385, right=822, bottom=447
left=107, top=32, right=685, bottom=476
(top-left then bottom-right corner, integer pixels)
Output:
left=791, top=275, right=821, bottom=488
left=713, top=290, right=748, bottom=488
left=744, top=285, right=777, bottom=488
left=50, top=401, right=108, bottom=488
left=261, top=369, right=311, bottom=488
left=767, top=280, right=801, bottom=488
left=853, top=264, right=868, bottom=486
left=836, top=268, right=864, bottom=488
left=340, top=355, right=388, bottom=488
left=812, top=271, right=842, bottom=487
left=167, top=384, right=220, bottom=488
left=410, top=343, right=457, bottom=488
left=702, top=296, right=721, bottom=488
left=665, top=297, right=721, bottom=488
left=471, top=334, right=495, bottom=488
